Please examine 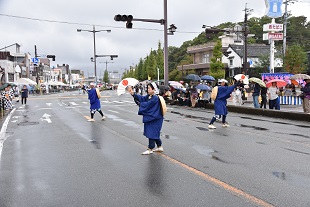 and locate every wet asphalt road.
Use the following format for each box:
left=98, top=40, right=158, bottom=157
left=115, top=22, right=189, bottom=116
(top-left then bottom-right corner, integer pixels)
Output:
left=0, top=90, right=309, bottom=207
